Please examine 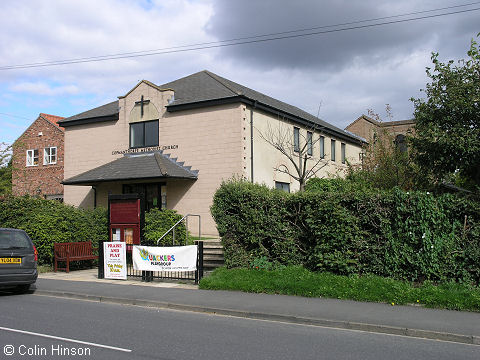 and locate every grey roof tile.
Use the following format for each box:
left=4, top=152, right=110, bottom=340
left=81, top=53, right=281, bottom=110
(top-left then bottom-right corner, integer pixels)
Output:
left=58, top=70, right=362, bottom=142
left=63, top=151, right=198, bottom=185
